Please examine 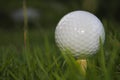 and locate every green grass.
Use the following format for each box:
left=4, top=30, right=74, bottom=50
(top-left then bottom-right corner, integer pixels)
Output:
left=0, top=21, right=120, bottom=80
